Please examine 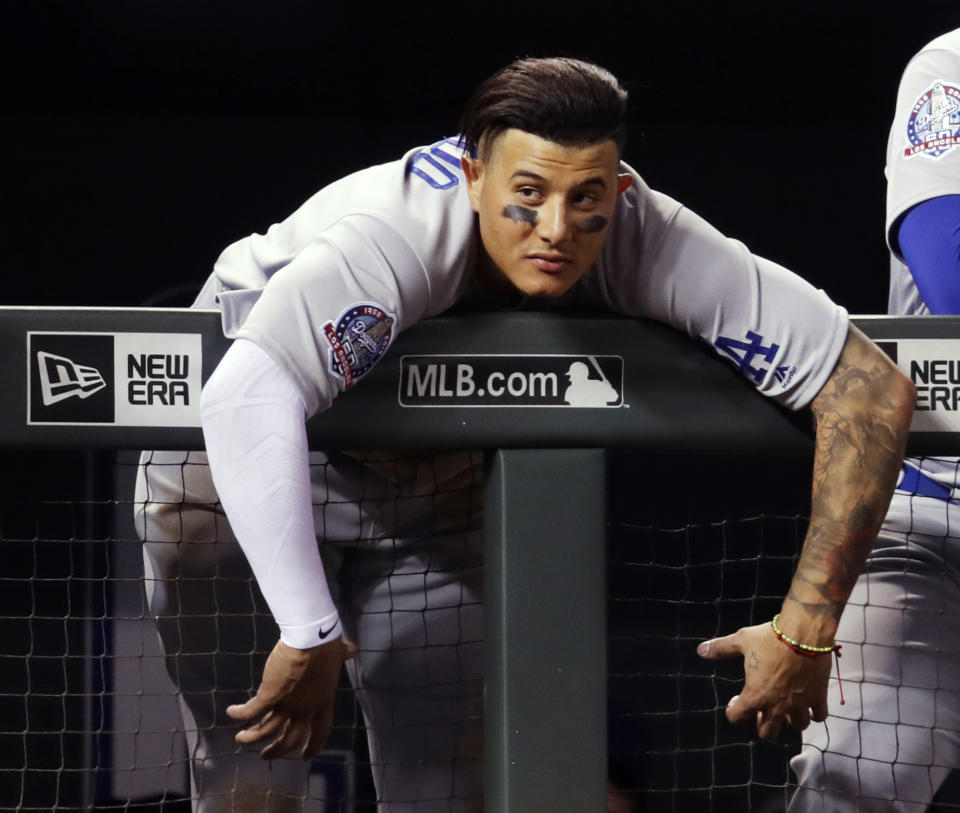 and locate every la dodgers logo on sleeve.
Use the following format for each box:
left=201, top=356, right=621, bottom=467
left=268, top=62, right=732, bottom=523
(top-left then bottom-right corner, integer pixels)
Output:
left=713, top=330, right=796, bottom=387
left=323, top=303, right=396, bottom=389
left=904, top=81, right=960, bottom=159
